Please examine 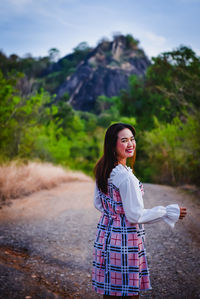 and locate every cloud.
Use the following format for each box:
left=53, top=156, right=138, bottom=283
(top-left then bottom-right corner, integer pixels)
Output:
left=137, top=31, right=169, bottom=58
left=144, top=31, right=167, bottom=45
left=1, top=0, right=199, bottom=59
left=195, top=49, right=200, bottom=56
